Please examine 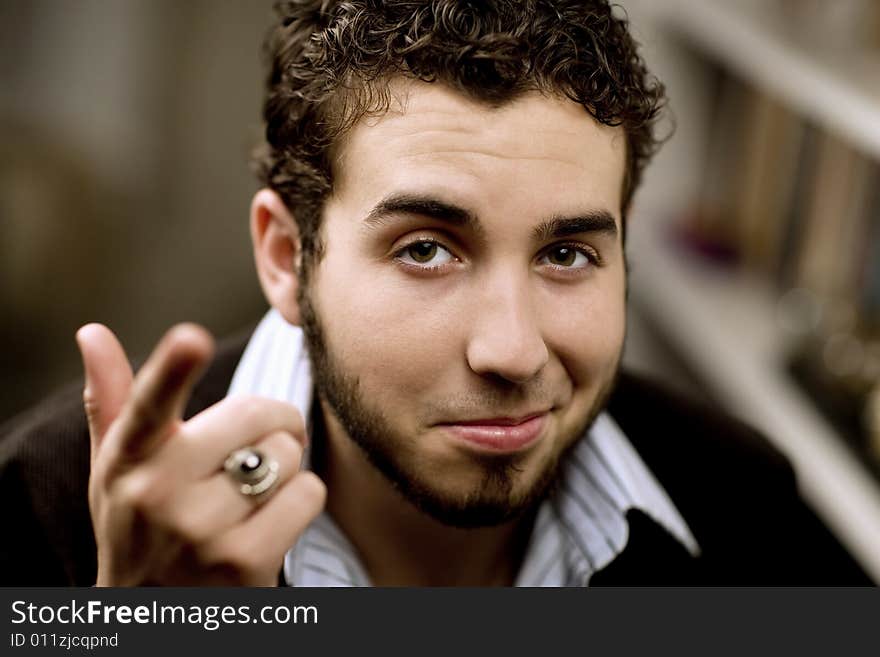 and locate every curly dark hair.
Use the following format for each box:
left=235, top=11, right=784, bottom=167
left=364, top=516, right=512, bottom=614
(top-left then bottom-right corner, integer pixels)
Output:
left=253, top=0, right=666, bottom=276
